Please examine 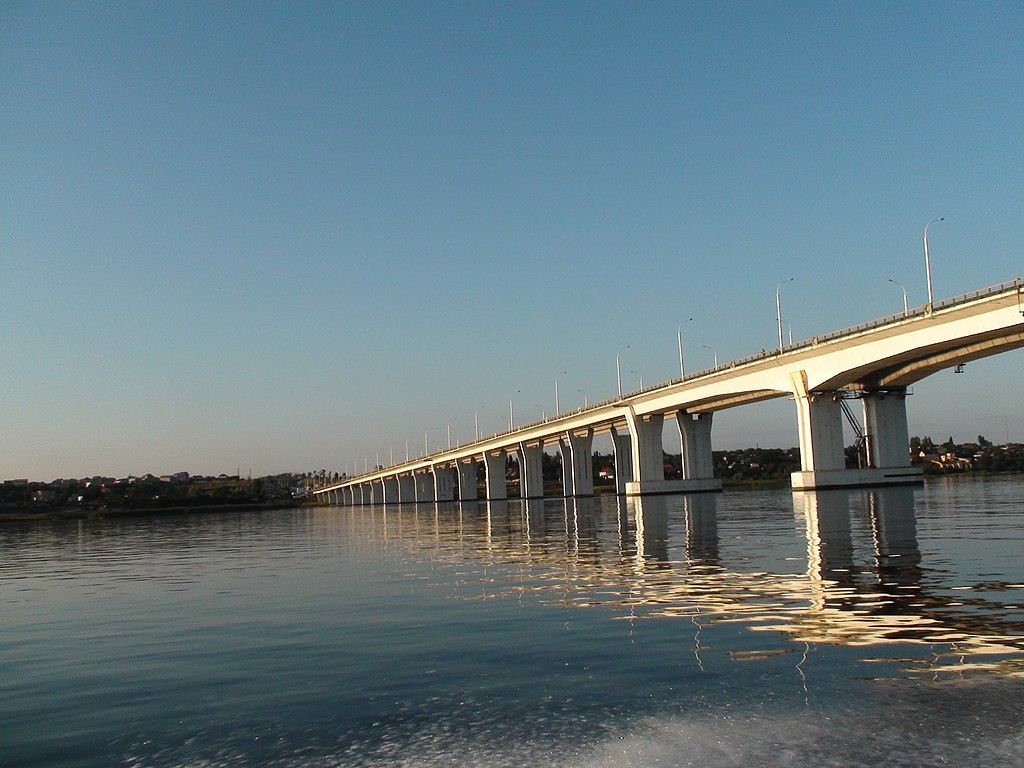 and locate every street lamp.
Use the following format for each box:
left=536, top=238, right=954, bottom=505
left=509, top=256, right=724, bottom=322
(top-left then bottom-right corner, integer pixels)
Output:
left=616, top=345, right=631, bottom=398
left=702, top=344, right=719, bottom=368
left=554, top=370, right=567, bottom=414
left=776, top=278, right=794, bottom=351
left=677, top=317, right=693, bottom=378
left=509, top=390, right=520, bottom=430
left=923, top=217, right=944, bottom=310
left=630, top=369, right=644, bottom=389
left=888, top=278, right=909, bottom=316
left=576, top=388, right=589, bottom=407
left=474, top=405, right=485, bottom=441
